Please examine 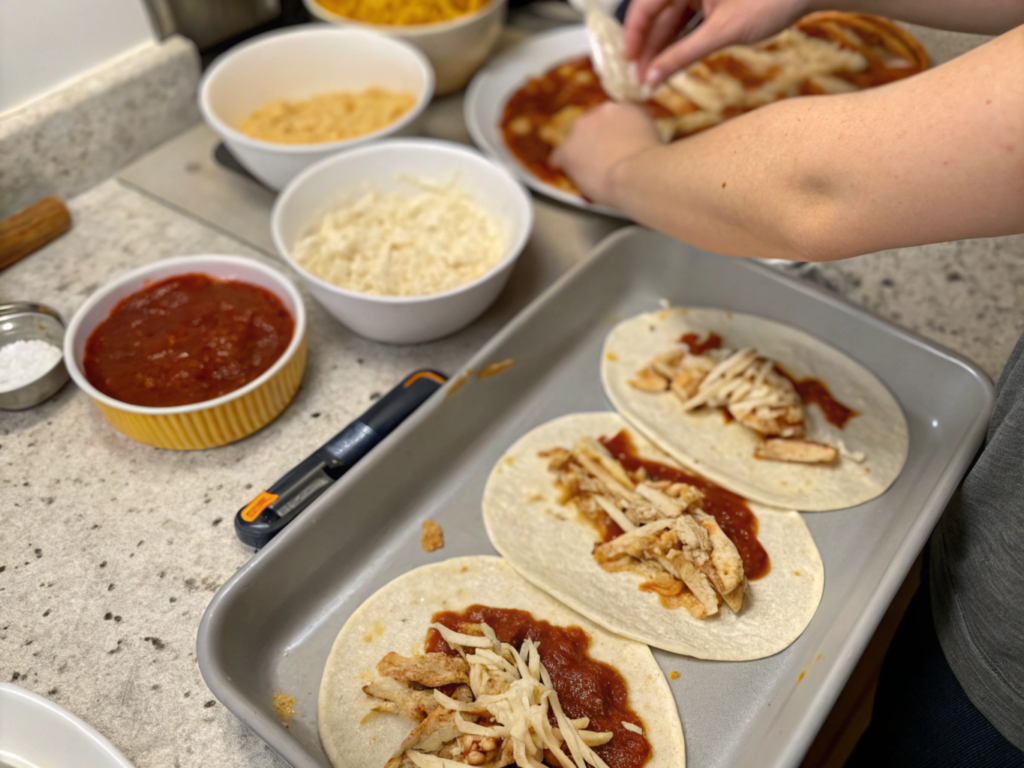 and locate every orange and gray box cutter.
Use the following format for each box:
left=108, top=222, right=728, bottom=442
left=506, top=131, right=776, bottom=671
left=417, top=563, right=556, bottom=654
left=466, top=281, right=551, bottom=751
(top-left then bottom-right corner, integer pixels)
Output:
left=234, top=369, right=447, bottom=549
